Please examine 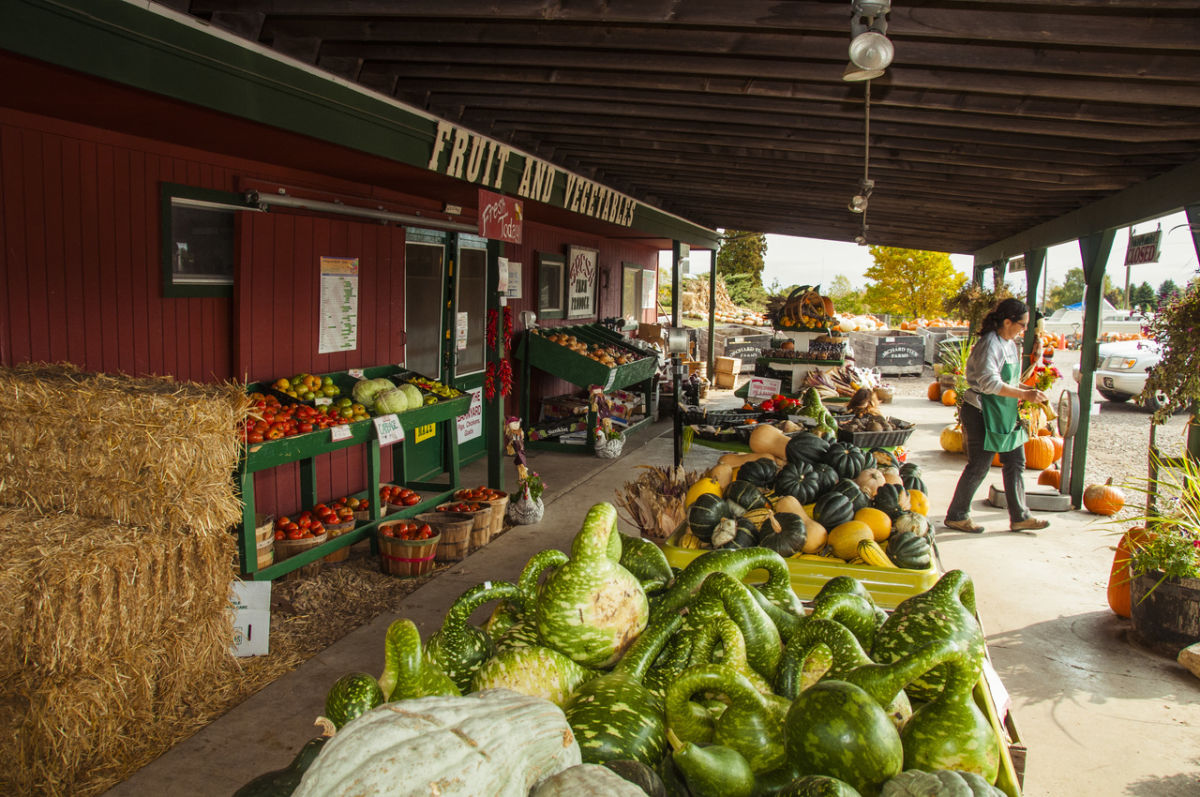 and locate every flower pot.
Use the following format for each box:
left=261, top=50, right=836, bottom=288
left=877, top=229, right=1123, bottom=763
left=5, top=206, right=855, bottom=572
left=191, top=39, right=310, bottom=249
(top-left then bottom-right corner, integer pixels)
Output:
left=1129, top=569, right=1200, bottom=654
